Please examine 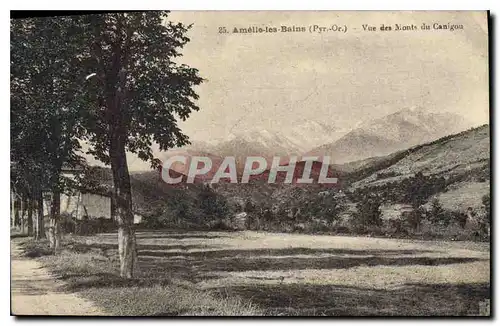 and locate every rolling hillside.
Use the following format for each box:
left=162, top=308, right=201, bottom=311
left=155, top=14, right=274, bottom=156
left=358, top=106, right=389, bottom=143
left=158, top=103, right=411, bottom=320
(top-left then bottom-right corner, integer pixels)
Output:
left=350, top=124, right=489, bottom=188
left=82, top=124, right=490, bottom=229
left=347, top=124, right=490, bottom=212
